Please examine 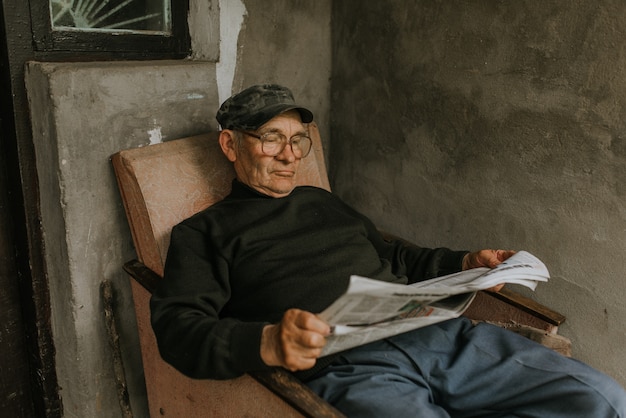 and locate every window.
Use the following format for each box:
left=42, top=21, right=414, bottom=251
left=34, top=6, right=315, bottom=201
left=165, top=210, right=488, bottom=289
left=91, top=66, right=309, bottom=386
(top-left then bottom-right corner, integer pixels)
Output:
left=50, top=0, right=169, bottom=33
left=30, top=0, right=190, bottom=59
